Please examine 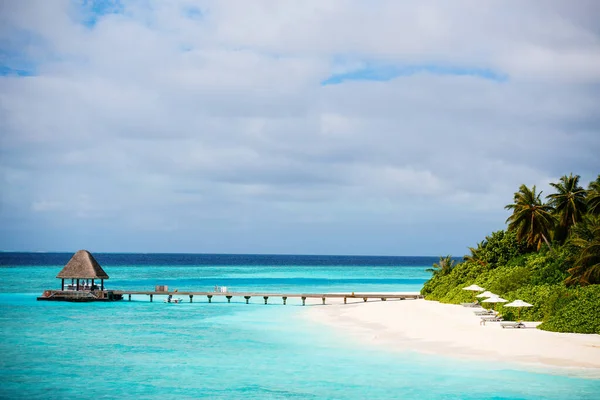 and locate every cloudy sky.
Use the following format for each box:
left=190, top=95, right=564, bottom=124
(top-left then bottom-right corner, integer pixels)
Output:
left=1, top=0, right=599, bottom=255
